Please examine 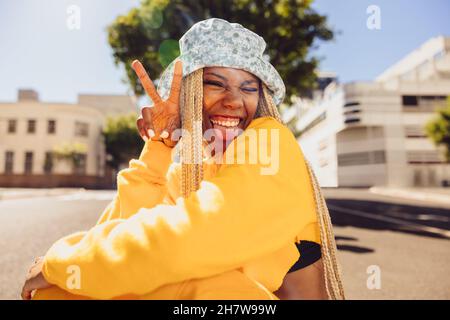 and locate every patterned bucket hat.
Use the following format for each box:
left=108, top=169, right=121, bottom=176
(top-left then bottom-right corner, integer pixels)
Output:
left=155, top=18, right=286, bottom=106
